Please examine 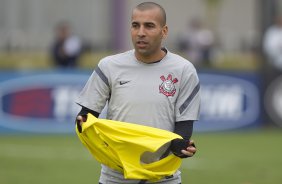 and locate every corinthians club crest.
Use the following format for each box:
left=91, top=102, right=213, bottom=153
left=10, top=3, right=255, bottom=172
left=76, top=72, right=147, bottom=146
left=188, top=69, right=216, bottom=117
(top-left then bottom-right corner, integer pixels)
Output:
left=159, top=74, right=178, bottom=97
